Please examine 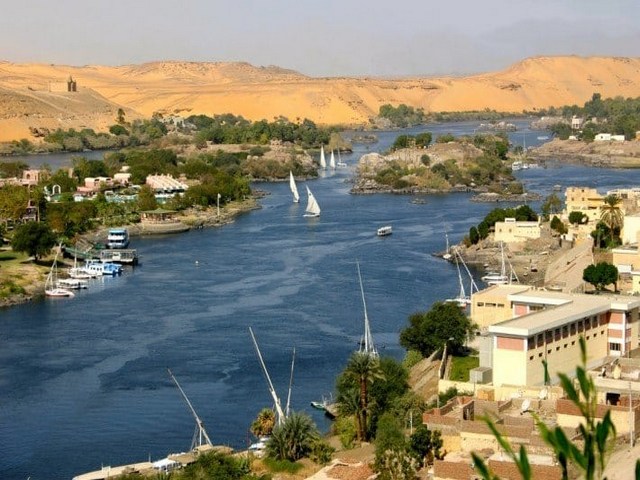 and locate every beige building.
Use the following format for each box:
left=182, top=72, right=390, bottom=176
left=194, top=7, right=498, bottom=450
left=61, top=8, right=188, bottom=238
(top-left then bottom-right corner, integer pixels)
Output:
left=565, top=186, right=605, bottom=224
left=494, top=218, right=541, bottom=244
left=471, top=285, right=640, bottom=387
